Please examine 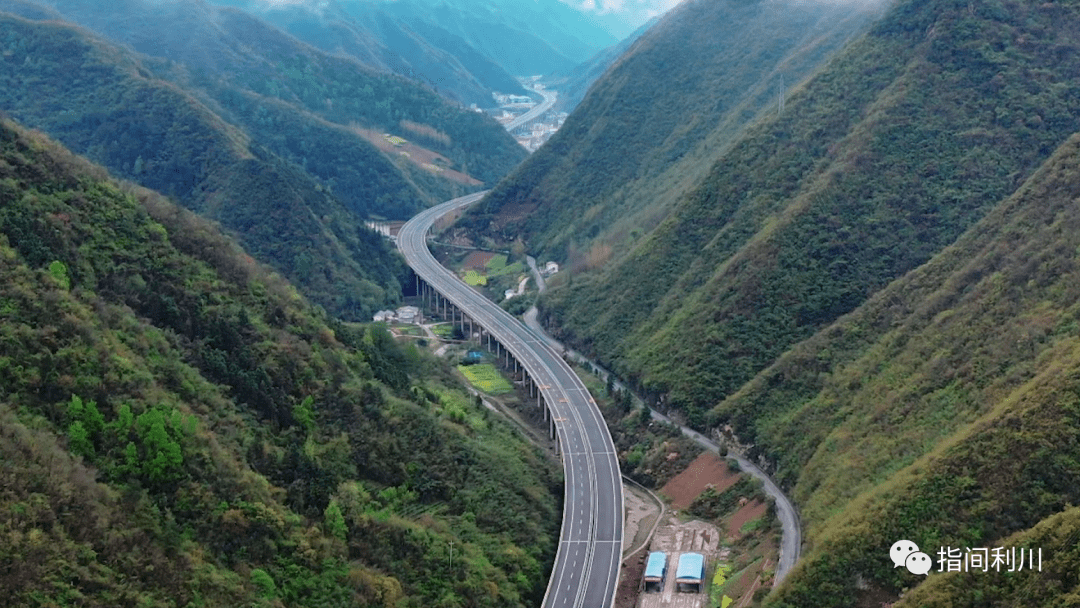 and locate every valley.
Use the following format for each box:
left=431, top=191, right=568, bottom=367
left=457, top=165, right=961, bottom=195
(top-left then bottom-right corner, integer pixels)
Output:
left=6, top=0, right=1080, bottom=605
